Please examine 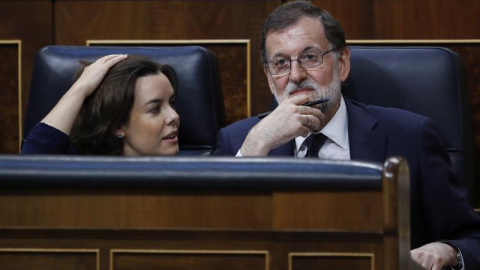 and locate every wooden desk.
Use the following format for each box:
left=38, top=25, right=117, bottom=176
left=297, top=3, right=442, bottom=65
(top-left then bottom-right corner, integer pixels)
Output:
left=0, top=155, right=414, bottom=270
